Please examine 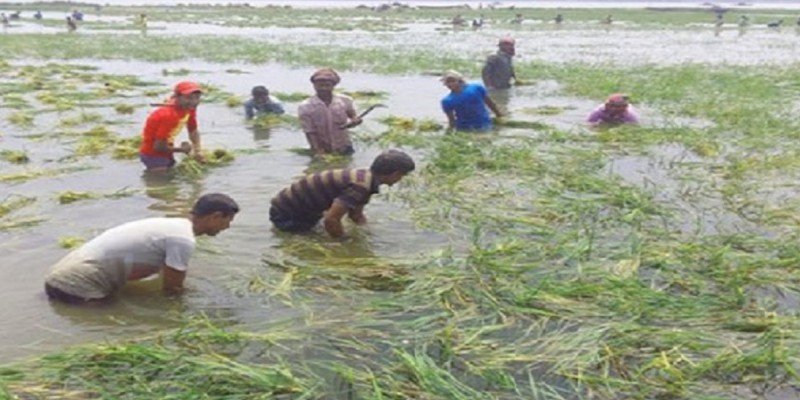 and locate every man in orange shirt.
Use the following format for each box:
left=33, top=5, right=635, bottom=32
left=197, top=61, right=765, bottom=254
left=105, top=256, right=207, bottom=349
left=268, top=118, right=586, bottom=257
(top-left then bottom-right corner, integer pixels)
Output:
left=139, top=81, right=206, bottom=171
